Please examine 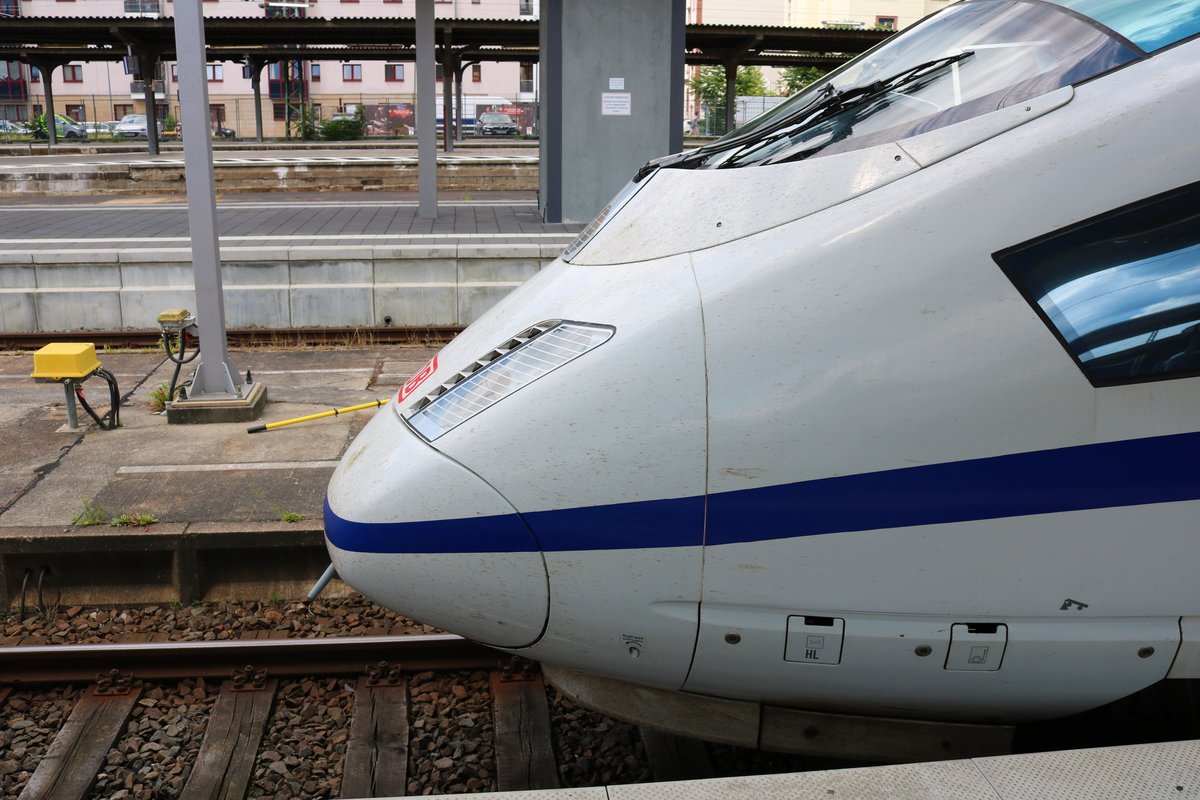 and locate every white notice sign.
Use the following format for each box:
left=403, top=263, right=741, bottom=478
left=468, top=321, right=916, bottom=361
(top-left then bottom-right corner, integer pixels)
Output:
left=609, top=77, right=625, bottom=90
left=601, top=92, right=632, bottom=116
